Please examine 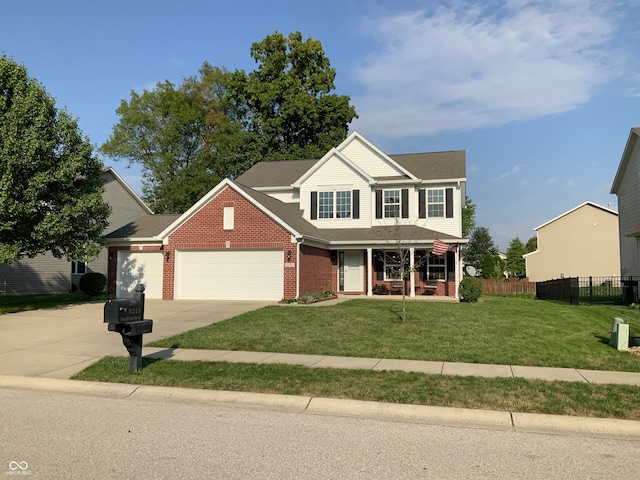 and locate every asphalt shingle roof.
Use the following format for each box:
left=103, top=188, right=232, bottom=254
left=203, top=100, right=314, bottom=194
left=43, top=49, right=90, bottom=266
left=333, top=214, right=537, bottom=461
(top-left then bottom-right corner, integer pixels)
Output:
left=104, top=214, right=180, bottom=239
